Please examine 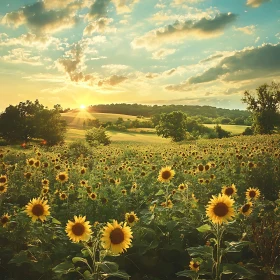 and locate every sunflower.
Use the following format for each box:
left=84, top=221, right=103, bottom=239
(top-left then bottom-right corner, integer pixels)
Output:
left=27, top=158, right=35, bottom=166
left=189, top=260, right=200, bottom=272
left=206, top=194, right=235, bottom=224
left=24, top=172, right=32, bottom=180
left=88, top=192, right=97, bottom=200
left=41, top=179, right=49, bottom=186
left=66, top=215, right=92, bottom=243
left=101, top=220, right=133, bottom=254
left=80, top=167, right=86, bottom=175
left=41, top=187, right=49, bottom=195
left=125, top=212, right=139, bottom=226
left=246, top=188, right=260, bottom=201
left=121, top=189, right=127, bottom=196
left=34, top=160, right=40, bottom=168
left=1, top=213, right=10, bottom=227
left=178, top=183, right=188, bottom=192
left=0, top=184, right=8, bottom=194
left=56, top=172, right=69, bottom=183
left=222, top=184, right=237, bottom=197
left=80, top=180, right=88, bottom=187
left=158, top=166, right=175, bottom=183
left=0, top=174, right=8, bottom=185
left=25, top=198, right=50, bottom=222
left=240, top=202, right=253, bottom=216
left=59, top=192, right=67, bottom=200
